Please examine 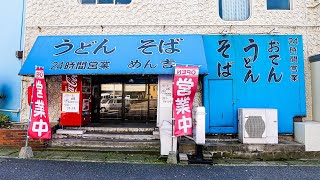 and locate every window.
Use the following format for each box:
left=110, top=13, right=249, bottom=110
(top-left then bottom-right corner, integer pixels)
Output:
left=80, top=0, right=131, bottom=5
left=267, top=0, right=290, bottom=10
left=219, top=0, right=250, bottom=21
left=81, top=0, right=95, bottom=4
left=99, top=0, right=114, bottom=4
